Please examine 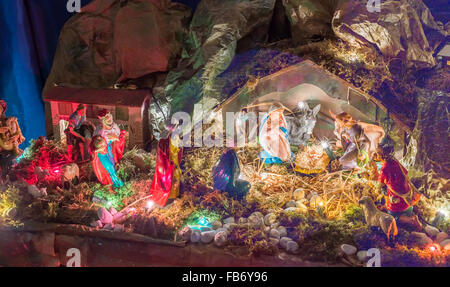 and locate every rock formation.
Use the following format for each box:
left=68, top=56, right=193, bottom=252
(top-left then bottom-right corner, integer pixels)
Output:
left=43, top=0, right=191, bottom=97
left=284, top=0, right=446, bottom=69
